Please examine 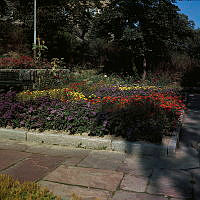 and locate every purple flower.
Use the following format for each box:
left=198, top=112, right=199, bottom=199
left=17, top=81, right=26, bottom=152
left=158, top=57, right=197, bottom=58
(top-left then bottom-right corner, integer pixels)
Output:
left=103, top=120, right=108, bottom=127
left=91, top=111, right=97, bottom=116
left=50, top=110, right=57, bottom=114
left=20, top=121, right=25, bottom=125
left=29, top=106, right=34, bottom=113
left=67, top=125, right=72, bottom=129
left=3, top=111, right=12, bottom=119
left=67, top=116, right=73, bottom=121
